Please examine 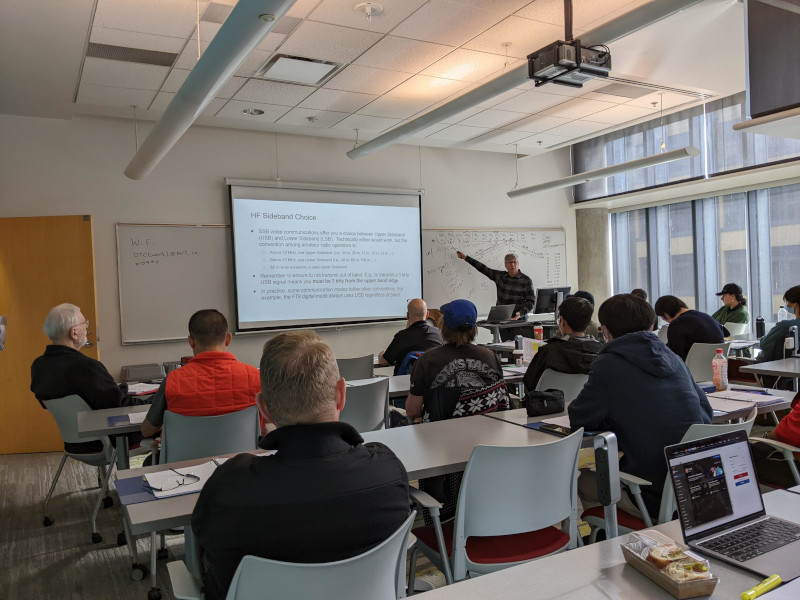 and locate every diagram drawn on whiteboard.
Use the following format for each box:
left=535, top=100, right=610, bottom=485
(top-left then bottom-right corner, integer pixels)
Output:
left=422, top=229, right=567, bottom=312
